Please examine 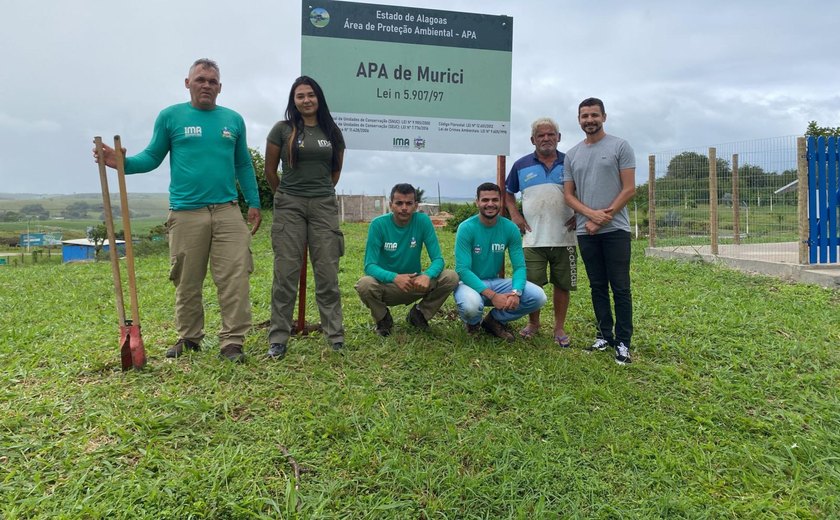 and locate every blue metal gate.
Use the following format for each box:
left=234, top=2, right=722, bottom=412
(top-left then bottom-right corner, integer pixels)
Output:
left=808, top=136, right=839, bottom=263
